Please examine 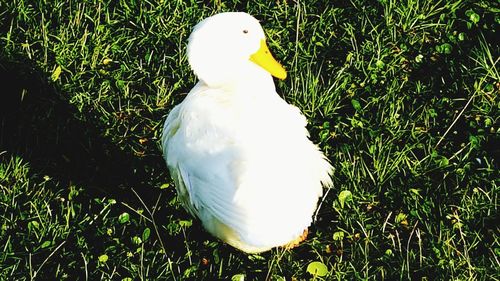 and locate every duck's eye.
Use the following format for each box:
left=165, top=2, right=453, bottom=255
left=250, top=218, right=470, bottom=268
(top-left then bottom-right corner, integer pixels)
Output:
left=243, top=29, right=249, bottom=34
